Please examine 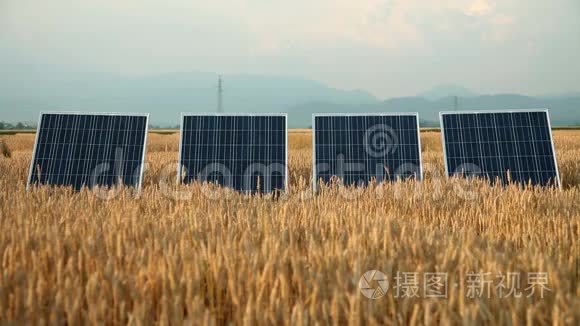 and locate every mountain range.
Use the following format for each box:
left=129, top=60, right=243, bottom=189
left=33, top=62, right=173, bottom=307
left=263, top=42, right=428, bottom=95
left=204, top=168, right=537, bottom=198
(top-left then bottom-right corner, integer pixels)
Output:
left=1, top=69, right=579, bottom=128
